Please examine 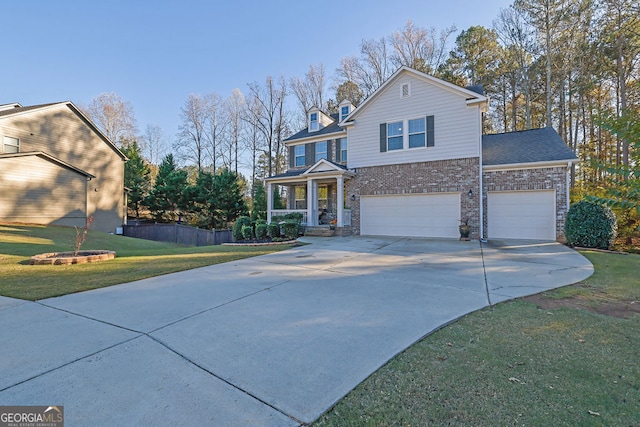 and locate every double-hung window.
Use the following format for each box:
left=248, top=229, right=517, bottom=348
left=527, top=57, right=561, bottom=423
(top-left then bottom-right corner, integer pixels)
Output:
left=387, top=122, right=403, bottom=151
left=294, top=187, right=306, bottom=209
left=309, top=112, right=319, bottom=131
left=315, top=141, right=327, bottom=161
left=340, top=106, right=350, bottom=122
left=295, top=145, right=305, bottom=167
left=3, top=136, right=19, bottom=153
left=380, top=115, right=434, bottom=152
left=340, top=138, right=347, bottom=162
left=408, top=117, right=426, bottom=148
